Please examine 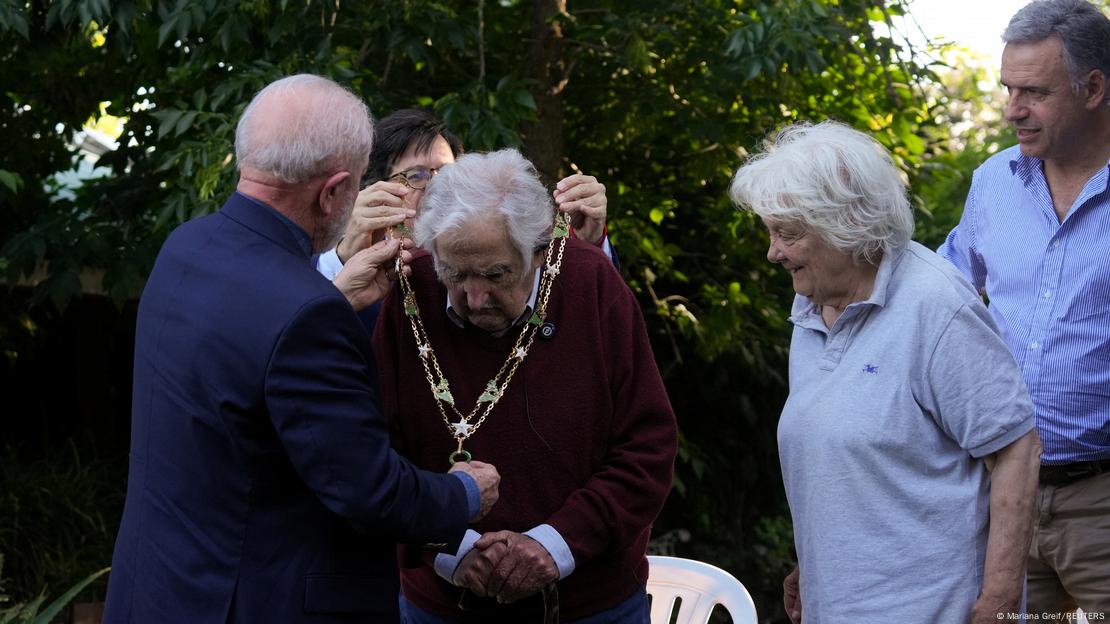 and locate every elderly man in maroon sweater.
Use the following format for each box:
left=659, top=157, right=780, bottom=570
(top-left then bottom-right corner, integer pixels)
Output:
left=374, top=148, right=677, bottom=623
